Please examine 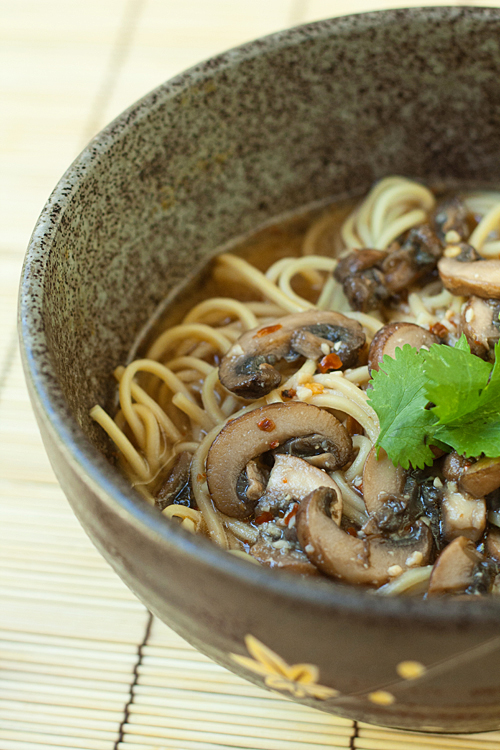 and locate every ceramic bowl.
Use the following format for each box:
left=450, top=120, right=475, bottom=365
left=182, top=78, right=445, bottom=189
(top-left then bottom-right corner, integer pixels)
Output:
left=20, top=6, right=500, bottom=733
